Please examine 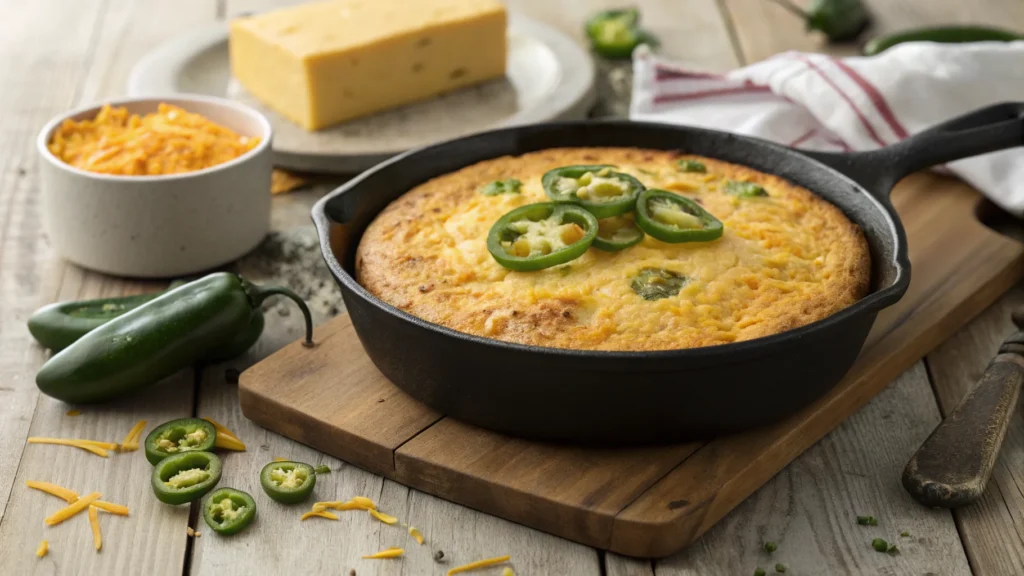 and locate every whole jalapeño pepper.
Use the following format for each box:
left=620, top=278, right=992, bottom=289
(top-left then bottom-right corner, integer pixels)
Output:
left=35, top=272, right=314, bottom=404
left=27, top=280, right=185, bottom=351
